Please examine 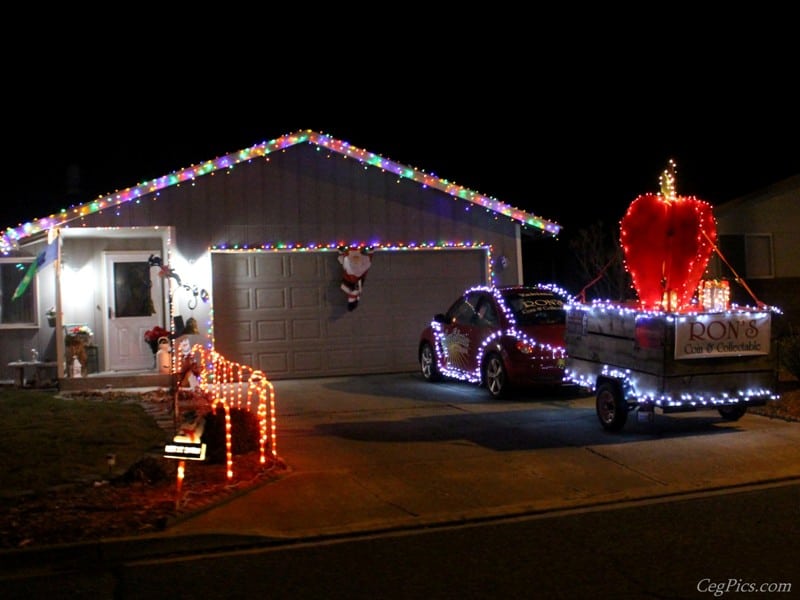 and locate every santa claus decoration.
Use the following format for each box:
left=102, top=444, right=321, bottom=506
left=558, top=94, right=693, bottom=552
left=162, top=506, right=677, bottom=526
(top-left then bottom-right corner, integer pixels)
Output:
left=338, top=246, right=374, bottom=311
